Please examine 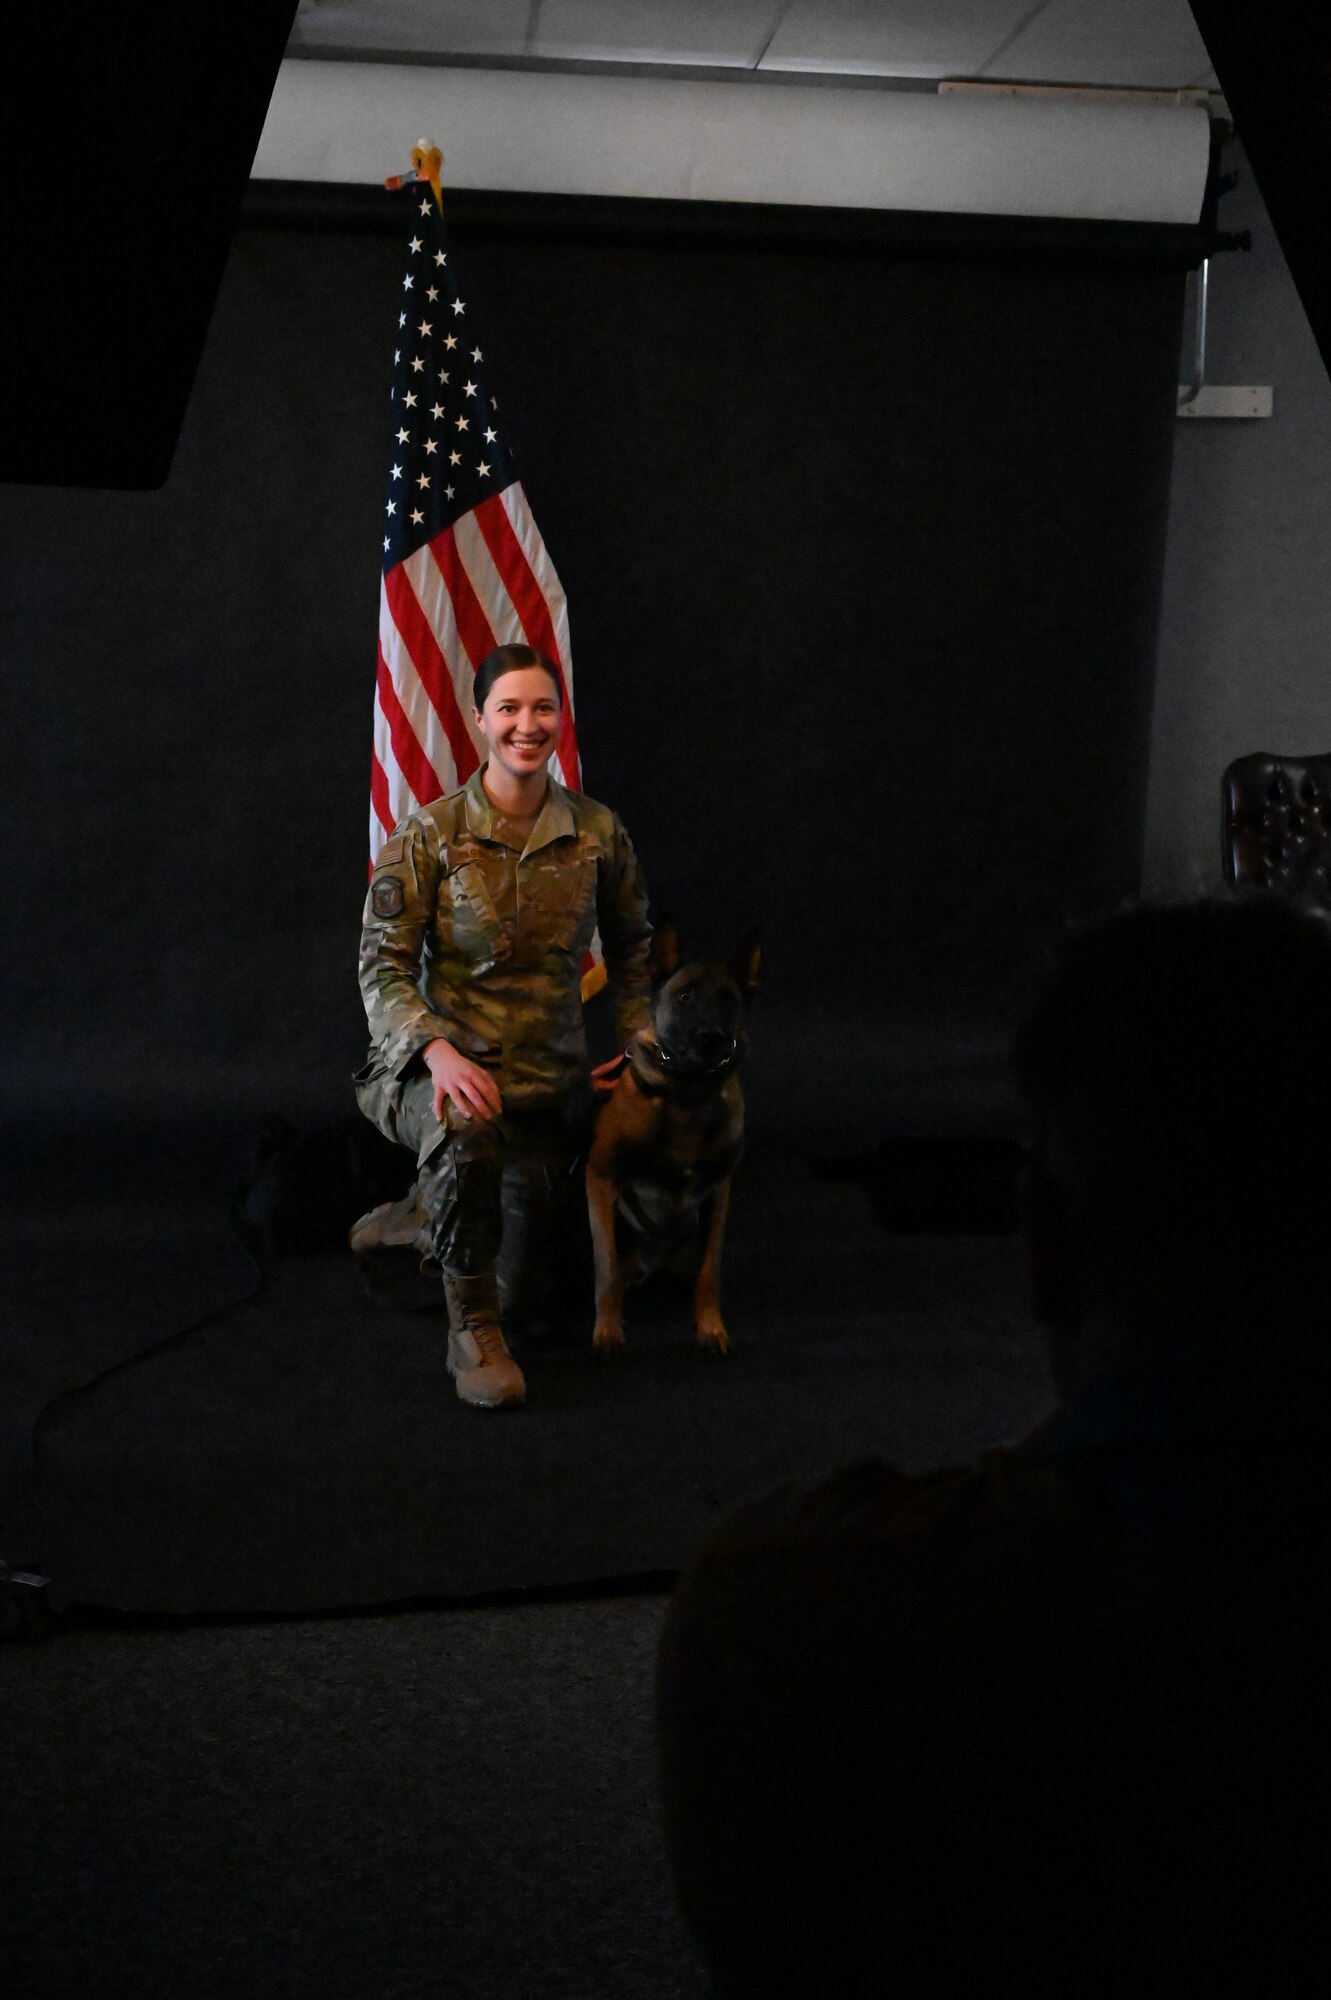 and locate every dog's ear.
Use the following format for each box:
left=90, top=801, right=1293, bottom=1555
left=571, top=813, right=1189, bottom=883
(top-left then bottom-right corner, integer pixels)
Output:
left=728, top=930, right=762, bottom=1004
left=649, top=916, right=681, bottom=986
